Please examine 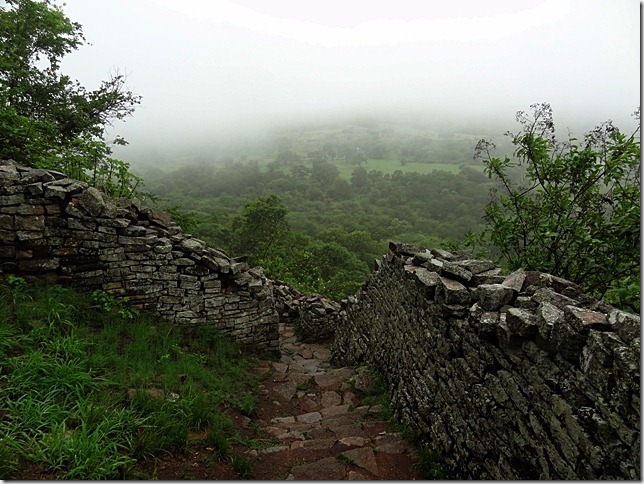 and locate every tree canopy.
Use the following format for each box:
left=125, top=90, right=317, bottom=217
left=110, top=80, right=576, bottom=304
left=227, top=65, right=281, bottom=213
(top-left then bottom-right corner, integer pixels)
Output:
left=0, top=0, right=141, bottom=196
